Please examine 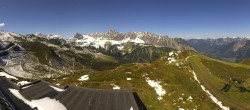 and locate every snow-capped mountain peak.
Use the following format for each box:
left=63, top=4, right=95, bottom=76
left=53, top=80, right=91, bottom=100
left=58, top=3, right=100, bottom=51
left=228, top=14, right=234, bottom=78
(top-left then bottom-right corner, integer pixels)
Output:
left=47, top=34, right=62, bottom=39
left=68, top=29, right=195, bottom=51
left=73, top=33, right=145, bottom=49
left=0, top=31, right=22, bottom=42
left=34, top=32, right=62, bottom=39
